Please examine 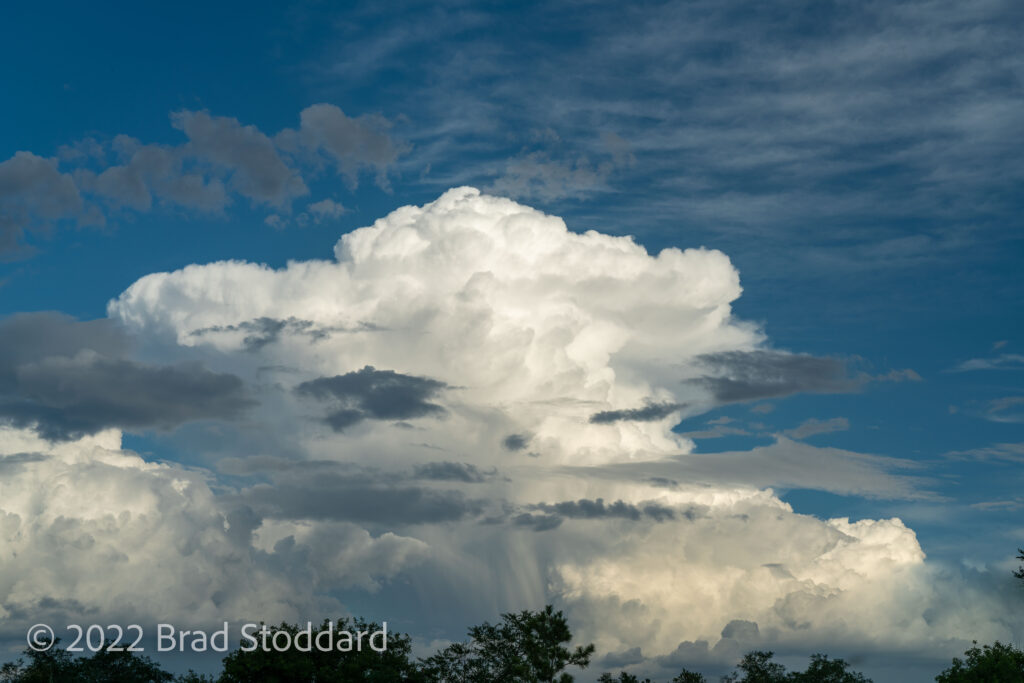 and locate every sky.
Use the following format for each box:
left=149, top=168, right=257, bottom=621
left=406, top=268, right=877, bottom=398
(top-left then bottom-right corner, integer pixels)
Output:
left=1, top=0, right=1022, bottom=680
